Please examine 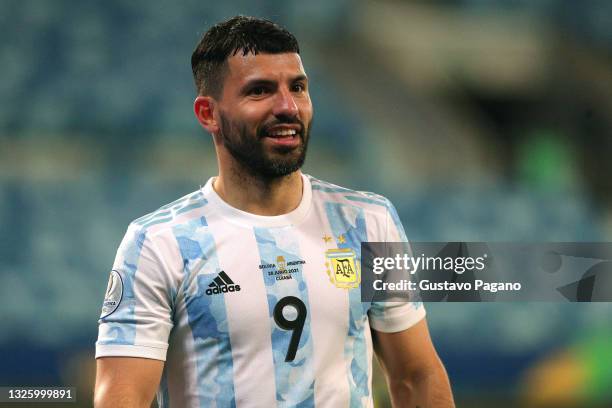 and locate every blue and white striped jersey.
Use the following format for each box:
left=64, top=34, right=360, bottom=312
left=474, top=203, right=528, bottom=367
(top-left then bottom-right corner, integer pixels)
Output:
left=96, top=173, right=425, bottom=407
